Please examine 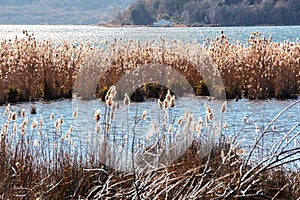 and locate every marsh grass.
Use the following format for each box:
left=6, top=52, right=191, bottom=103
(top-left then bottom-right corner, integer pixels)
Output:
left=207, top=32, right=300, bottom=99
left=1, top=31, right=299, bottom=103
left=0, top=30, right=91, bottom=103
left=0, top=87, right=300, bottom=199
